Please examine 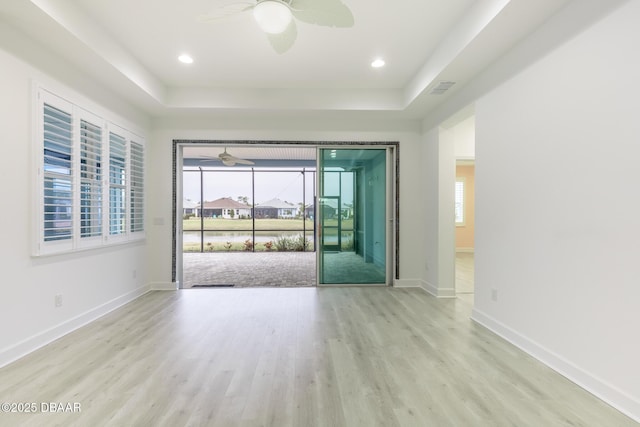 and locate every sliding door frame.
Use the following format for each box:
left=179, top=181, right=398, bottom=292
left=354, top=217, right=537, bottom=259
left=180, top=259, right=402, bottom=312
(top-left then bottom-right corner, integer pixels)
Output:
left=316, top=146, right=395, bottom=286
left=172, top=140, right=399, bottom=288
